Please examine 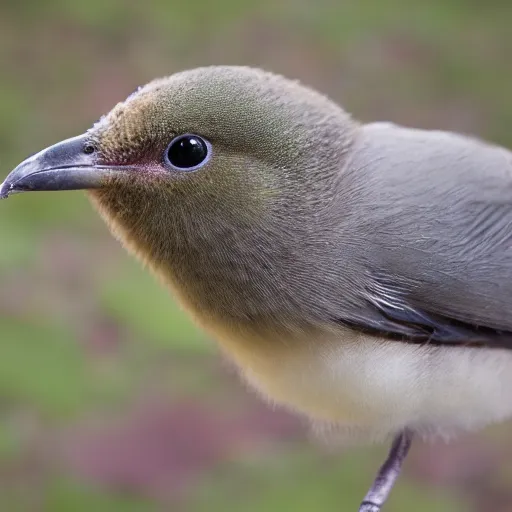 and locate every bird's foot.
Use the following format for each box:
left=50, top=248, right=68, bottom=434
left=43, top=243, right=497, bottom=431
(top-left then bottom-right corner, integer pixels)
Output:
left=359, top=501, right=381, bottom=512
left=357, top=429, right=413, bottom=512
